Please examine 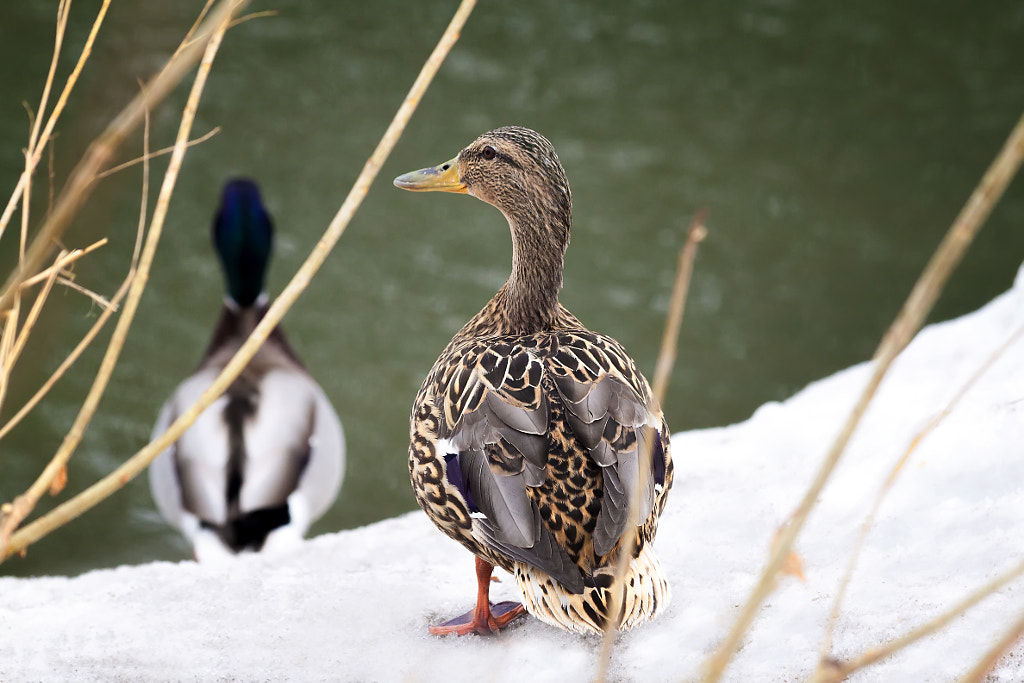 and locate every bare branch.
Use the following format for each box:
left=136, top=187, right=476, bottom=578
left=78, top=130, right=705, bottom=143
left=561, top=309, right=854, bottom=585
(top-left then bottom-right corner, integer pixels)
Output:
left=94, top=128, right=221, bottom=180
